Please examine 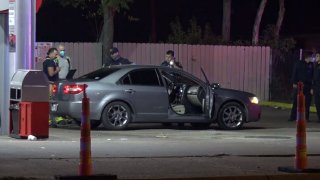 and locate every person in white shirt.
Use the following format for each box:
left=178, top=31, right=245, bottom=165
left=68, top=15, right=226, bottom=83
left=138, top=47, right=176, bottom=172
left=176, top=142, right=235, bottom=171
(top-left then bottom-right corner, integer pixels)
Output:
left=57, top=45, right=70, bottom=80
